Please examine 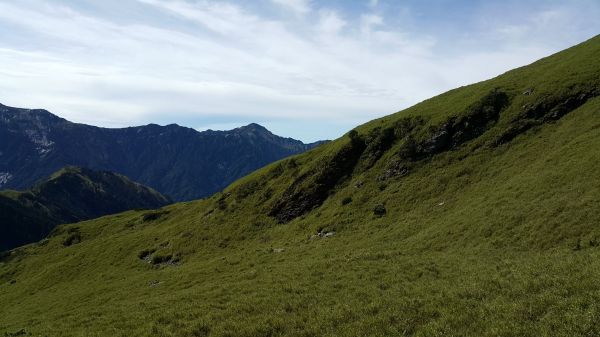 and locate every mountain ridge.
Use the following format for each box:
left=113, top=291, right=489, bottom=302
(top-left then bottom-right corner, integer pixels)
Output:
left=0, top=106, right=325, bottom=201
left=0, top=166, right=171, bottom=251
